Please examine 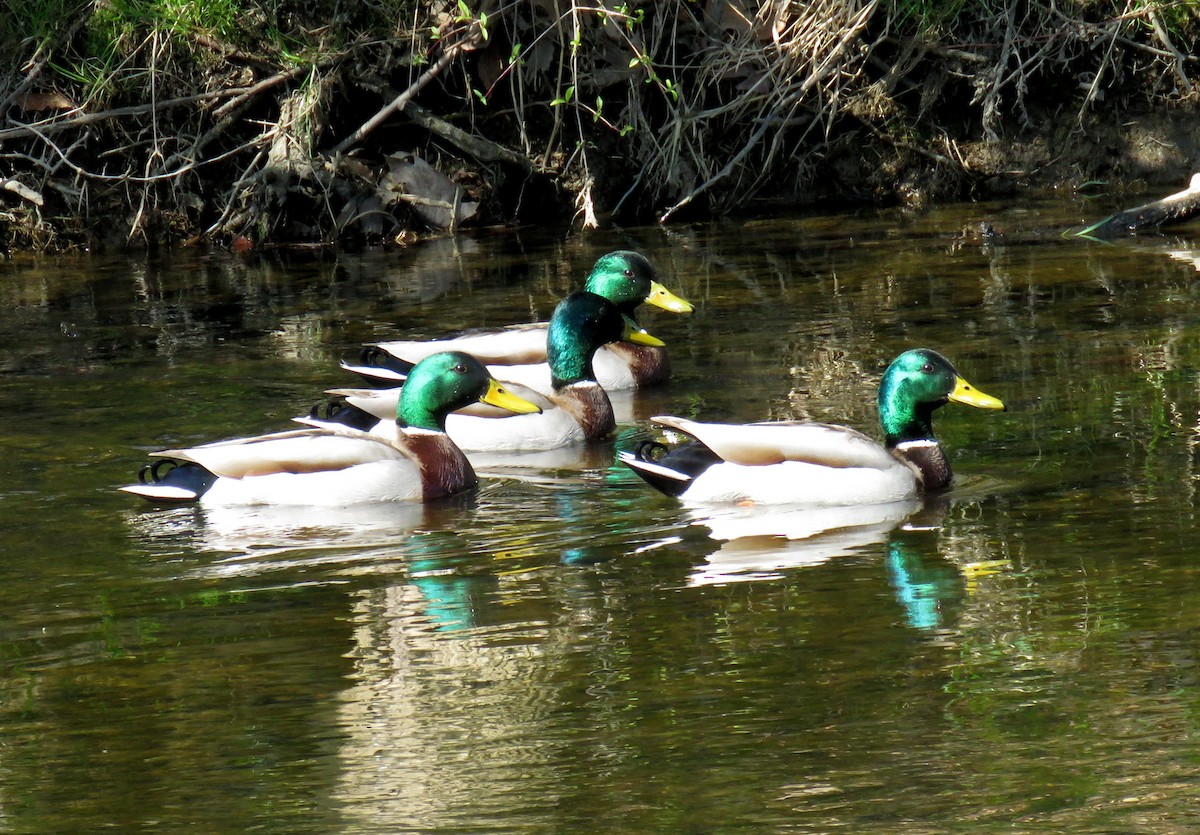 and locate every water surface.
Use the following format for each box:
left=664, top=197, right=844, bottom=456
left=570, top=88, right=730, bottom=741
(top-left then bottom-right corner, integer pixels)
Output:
left=4, top=197, right=1200, bottom=832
